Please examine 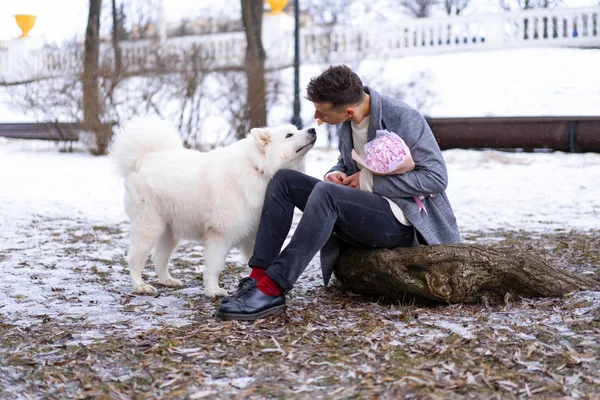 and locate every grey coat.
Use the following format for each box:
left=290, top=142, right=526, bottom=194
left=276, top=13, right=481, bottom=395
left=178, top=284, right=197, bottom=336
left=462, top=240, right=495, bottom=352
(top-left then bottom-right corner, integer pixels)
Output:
left=319, top=87, right=461, bottom=286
